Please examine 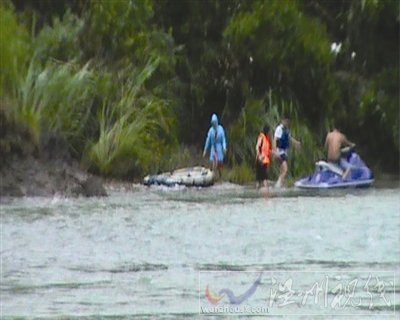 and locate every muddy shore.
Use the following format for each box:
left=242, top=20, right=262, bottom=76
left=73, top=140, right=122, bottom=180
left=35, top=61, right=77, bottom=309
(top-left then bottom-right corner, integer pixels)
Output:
left=0, top=155, right=107, bottom=197
left=0, top=113, right=107, bottom=197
